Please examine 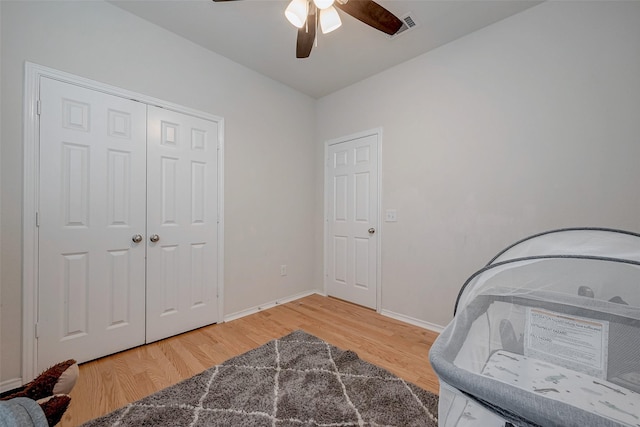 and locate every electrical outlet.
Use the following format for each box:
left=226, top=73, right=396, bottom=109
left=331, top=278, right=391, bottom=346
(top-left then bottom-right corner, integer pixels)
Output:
left=280, top=265, right=287, bottom=276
